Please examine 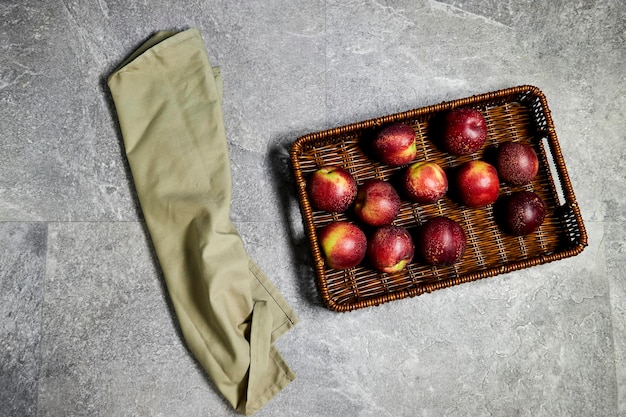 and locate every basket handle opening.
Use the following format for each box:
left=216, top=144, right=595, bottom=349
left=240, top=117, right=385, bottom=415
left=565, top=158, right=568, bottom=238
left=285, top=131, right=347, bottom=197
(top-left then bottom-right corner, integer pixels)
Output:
left=541, top=136, right=566, bottom=208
